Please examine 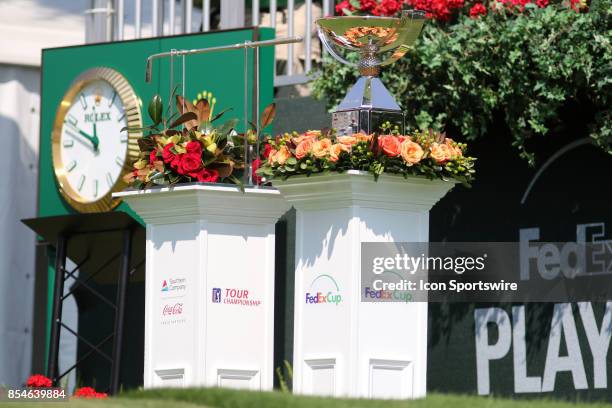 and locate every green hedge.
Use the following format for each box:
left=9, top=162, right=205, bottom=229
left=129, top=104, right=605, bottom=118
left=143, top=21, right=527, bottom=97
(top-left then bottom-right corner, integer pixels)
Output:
left=312, top=0, right=611, bottom=164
